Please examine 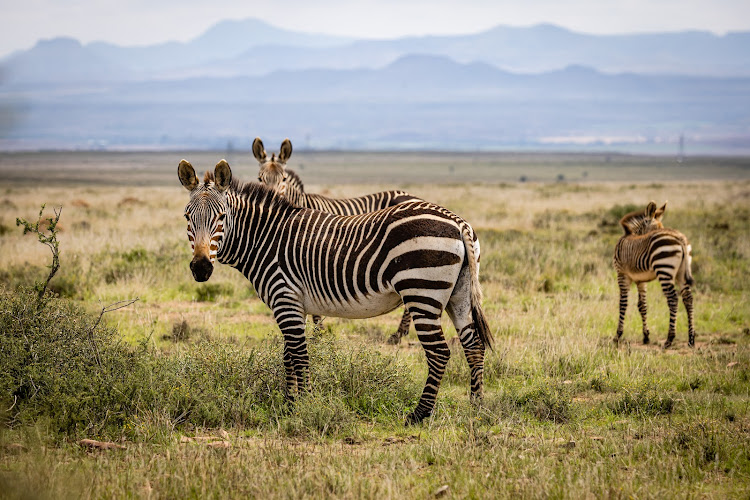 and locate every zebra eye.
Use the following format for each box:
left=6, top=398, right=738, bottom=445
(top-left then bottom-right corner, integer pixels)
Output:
left=217, top=213, right=226, bottom=222
left=184, top=213, right=190, bottom=221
